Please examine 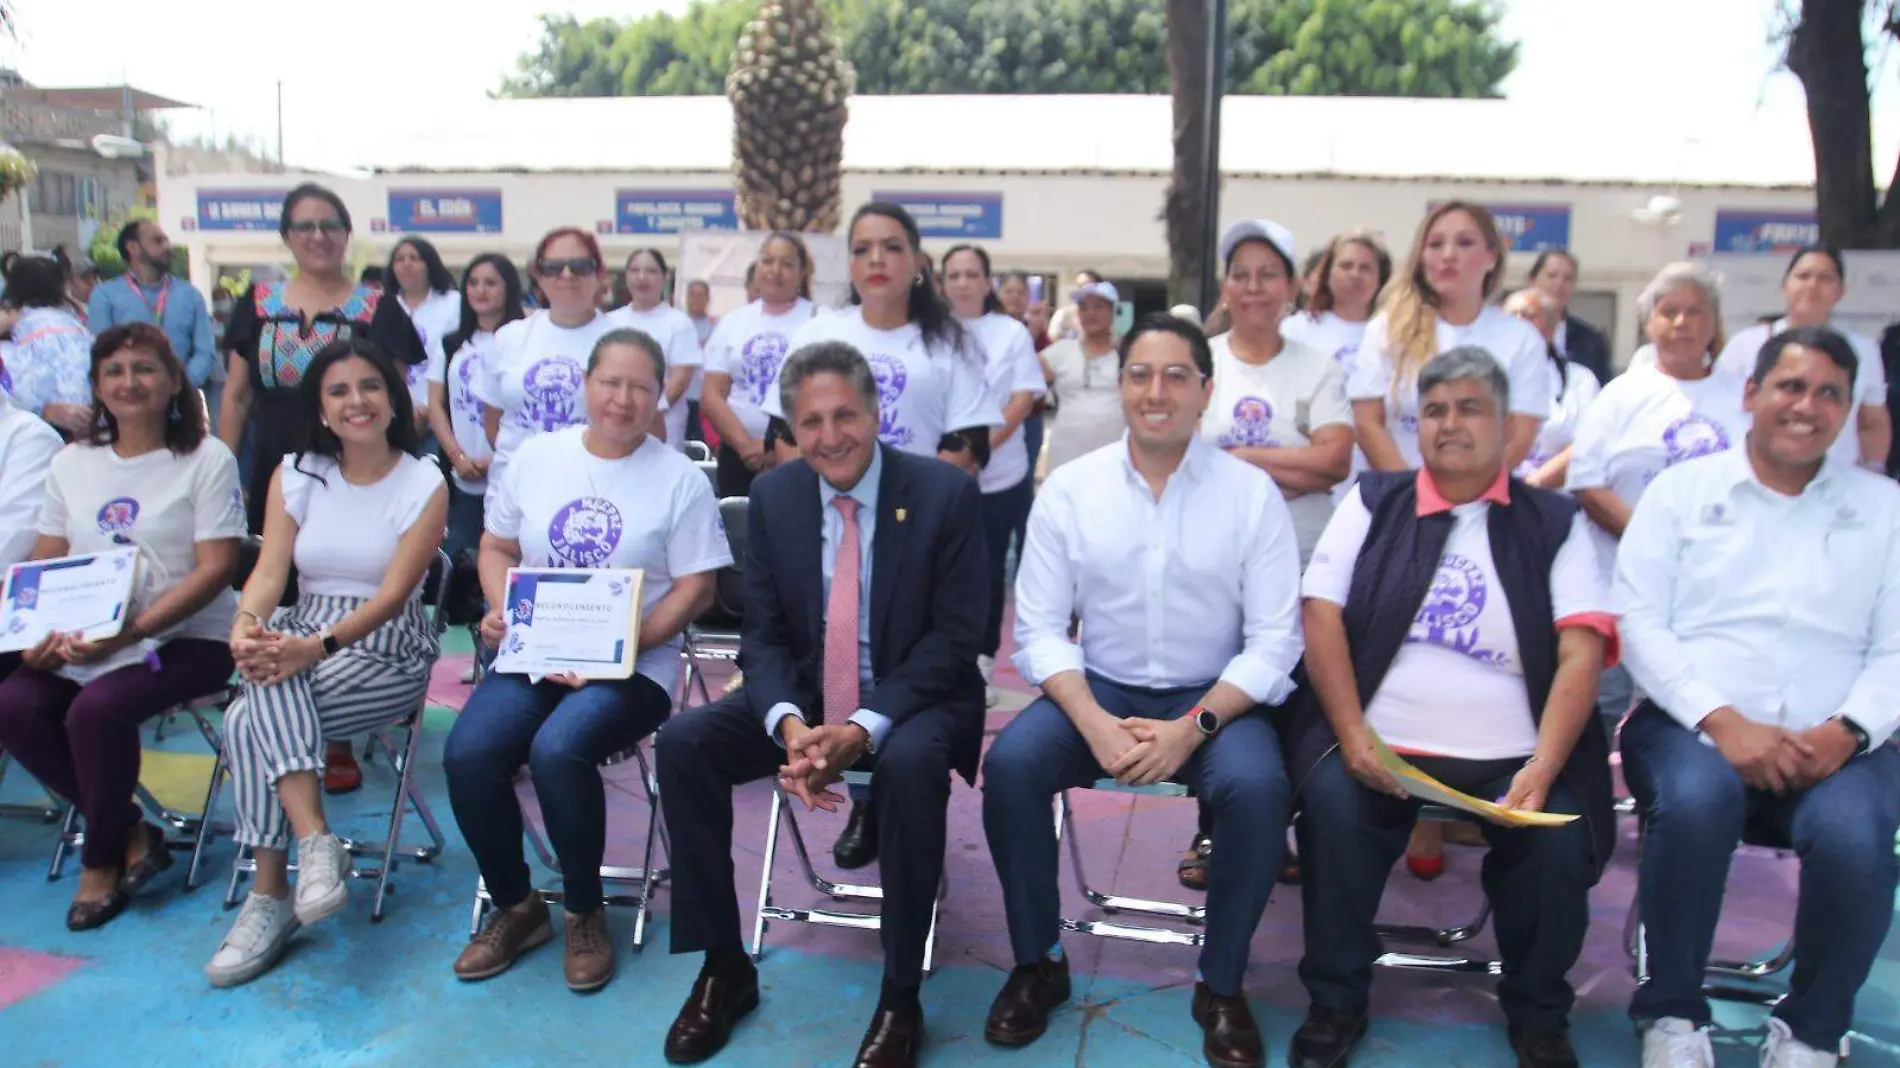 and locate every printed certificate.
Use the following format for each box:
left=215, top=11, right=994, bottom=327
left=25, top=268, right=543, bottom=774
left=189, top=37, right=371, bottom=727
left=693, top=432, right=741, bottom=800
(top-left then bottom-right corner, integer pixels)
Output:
left=0, top=549, right=141, bottom=653
left=493, top=567, right=643, bottom=680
